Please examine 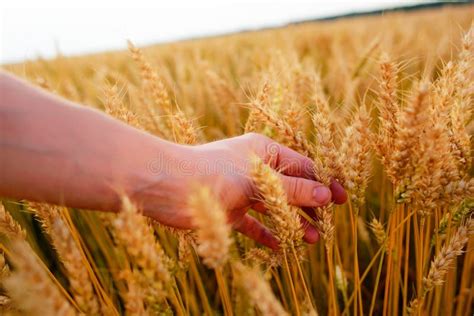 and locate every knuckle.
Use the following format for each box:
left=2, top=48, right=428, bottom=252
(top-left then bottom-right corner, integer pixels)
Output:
left=290, top=178, right=302, bottom=202
left=232, top=215, right=246, bottom=229
left=244, top=132, right=260, bottom=140
left=245, top=132, right=269, bottom=143
left=244, top=178, right=258, bottom=203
